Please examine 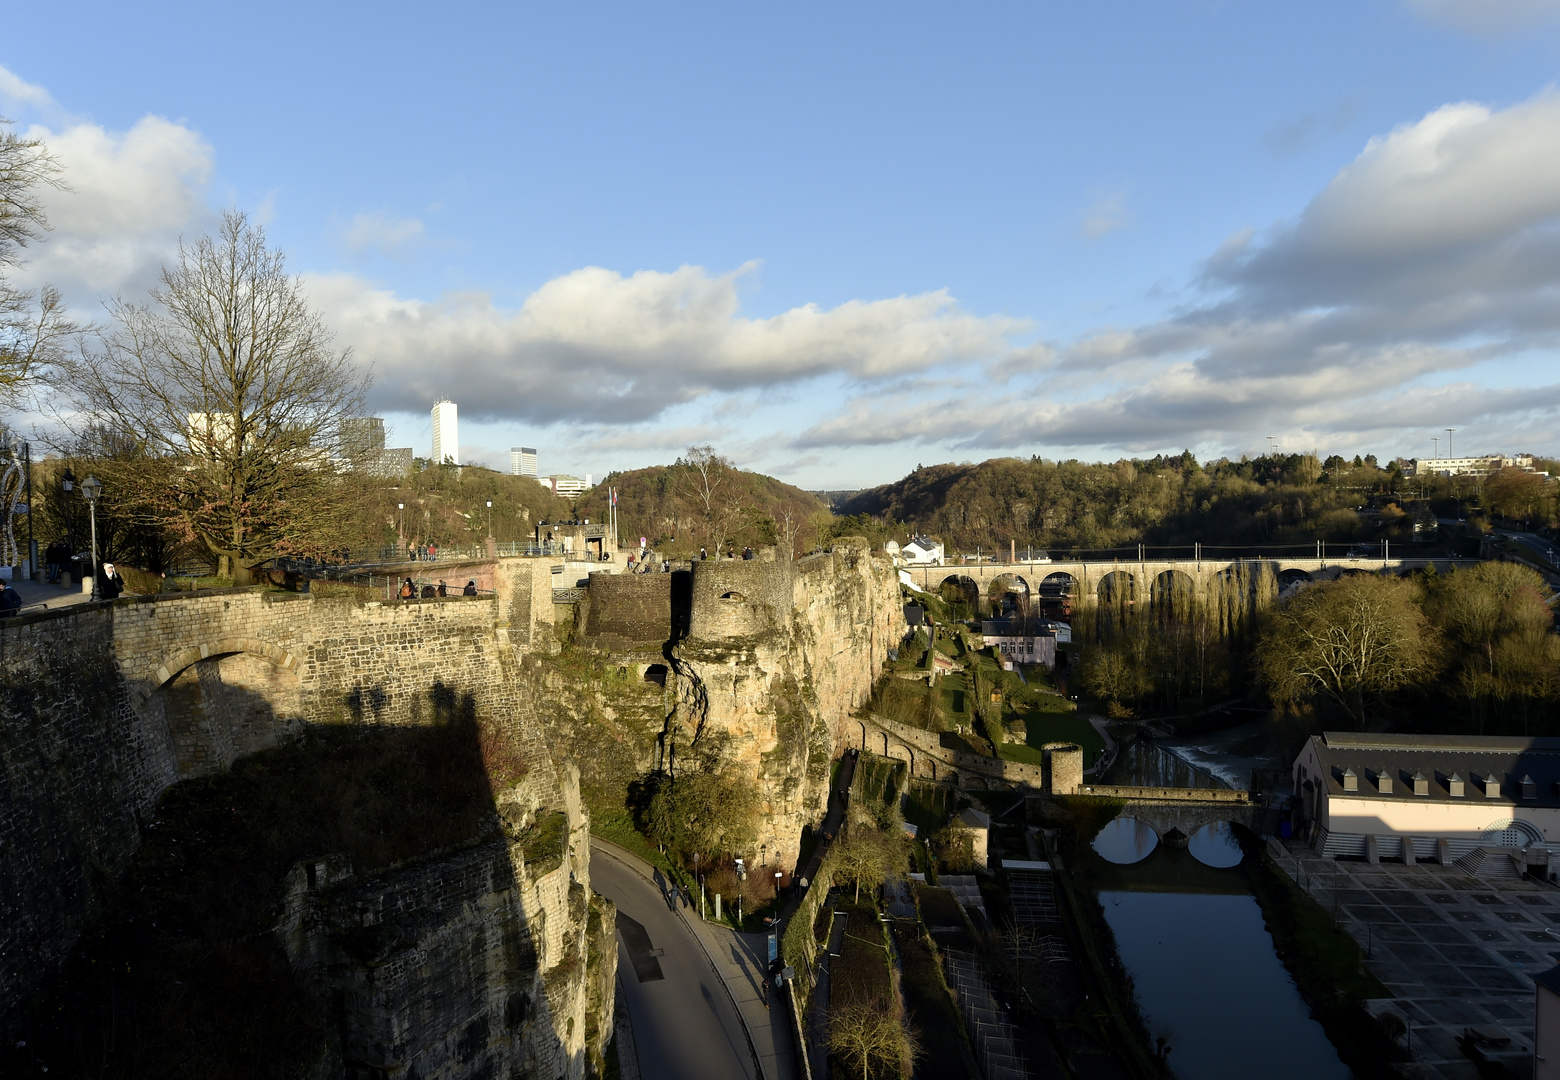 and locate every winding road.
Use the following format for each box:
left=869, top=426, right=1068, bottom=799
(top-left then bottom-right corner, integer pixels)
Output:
left=590, top=846, right=758, bottom=1080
